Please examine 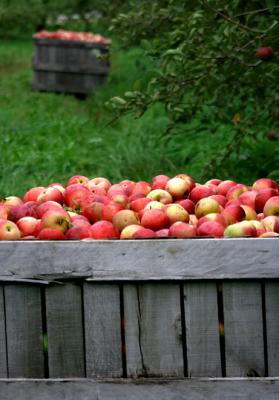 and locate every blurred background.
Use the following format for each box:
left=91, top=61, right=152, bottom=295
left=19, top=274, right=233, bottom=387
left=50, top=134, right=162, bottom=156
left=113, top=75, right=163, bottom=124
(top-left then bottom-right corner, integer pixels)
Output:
left=0, top=0, right=278, bottom=197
